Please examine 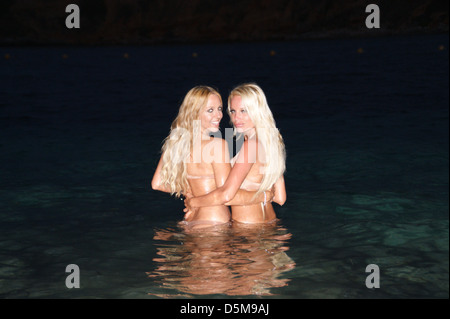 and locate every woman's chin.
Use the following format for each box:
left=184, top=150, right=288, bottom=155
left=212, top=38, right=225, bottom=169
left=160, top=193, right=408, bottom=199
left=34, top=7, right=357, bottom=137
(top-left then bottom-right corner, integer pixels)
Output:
left=208, top=127, right=220, bottom=133
left=236, top=127, right=253, bottom=134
